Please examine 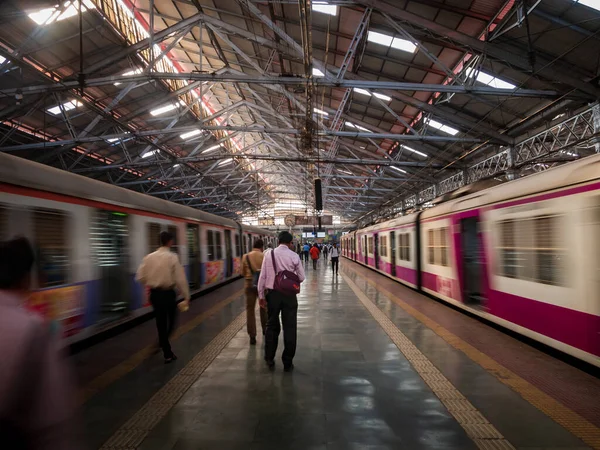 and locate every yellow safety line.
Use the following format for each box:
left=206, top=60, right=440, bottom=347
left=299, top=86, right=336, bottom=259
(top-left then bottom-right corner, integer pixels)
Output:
left=344, top=264, right=600, bottom=450
left=343, top=272, right=515, bottom=450
left=100, top=311, right=247, bottom=450
left=80, top=288, right=245, bottom=404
